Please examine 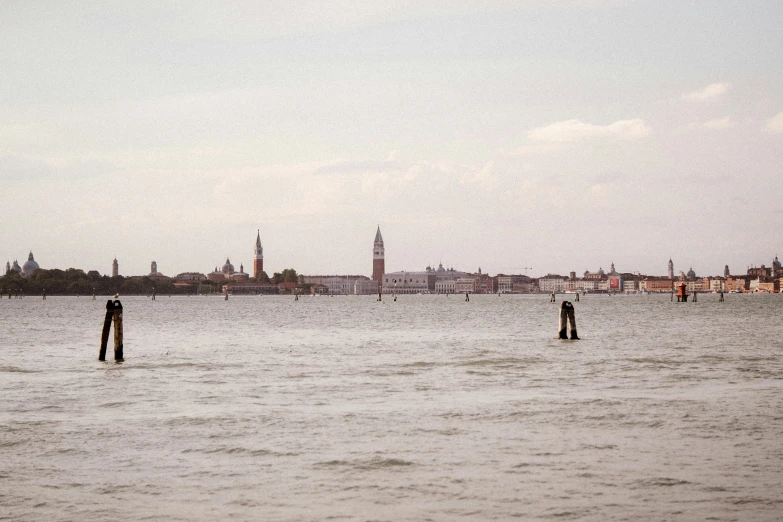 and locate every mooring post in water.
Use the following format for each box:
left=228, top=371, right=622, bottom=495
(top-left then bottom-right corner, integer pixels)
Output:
left=99, top=299, right=115, bottom=361
left=550, top=292, right=556, bottom=303
left=152, top=286, right=156, bottom=301
left=558, top=301, right=579, bottom=340
left=378, top=291, right=382, bottom=302
left=719, top=291, right=724, bottom=302
left=113, top=299, right=123, bottom=361
left=574, top=293, right=579, bottom=302
left=693, top=290, right=697, bottom=303
left=465, top=292, right=470, bottom=302
left=42, top=288, right=46, bottom=300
